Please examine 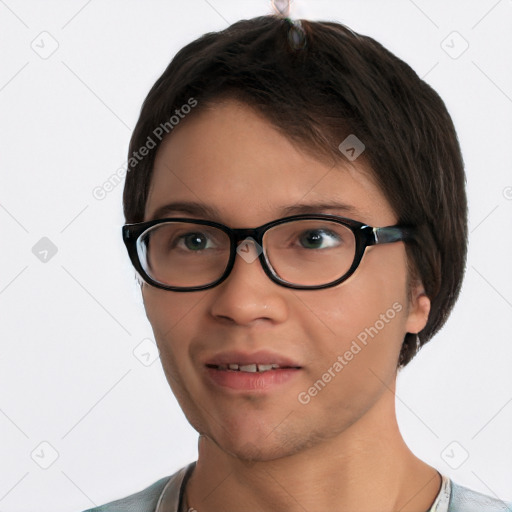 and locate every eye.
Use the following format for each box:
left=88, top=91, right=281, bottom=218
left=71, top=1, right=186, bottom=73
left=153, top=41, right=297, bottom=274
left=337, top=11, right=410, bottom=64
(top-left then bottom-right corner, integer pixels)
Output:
left=176, top=232, right=213, bottom=251
left=298, top=229, right=341, bottom=249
